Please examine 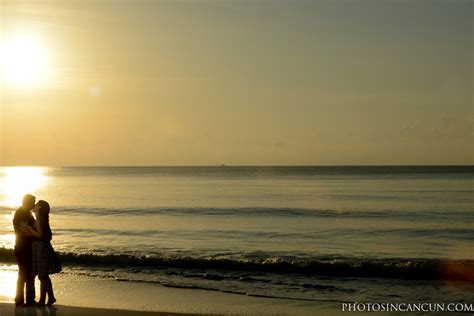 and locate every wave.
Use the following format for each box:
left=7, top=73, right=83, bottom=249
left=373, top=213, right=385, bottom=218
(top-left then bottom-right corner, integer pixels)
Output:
left=20, top=206, right=473, bottom=220
left=48, top=227, right=474, bottom=242
left=0, top=248, right=472, bottom=281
